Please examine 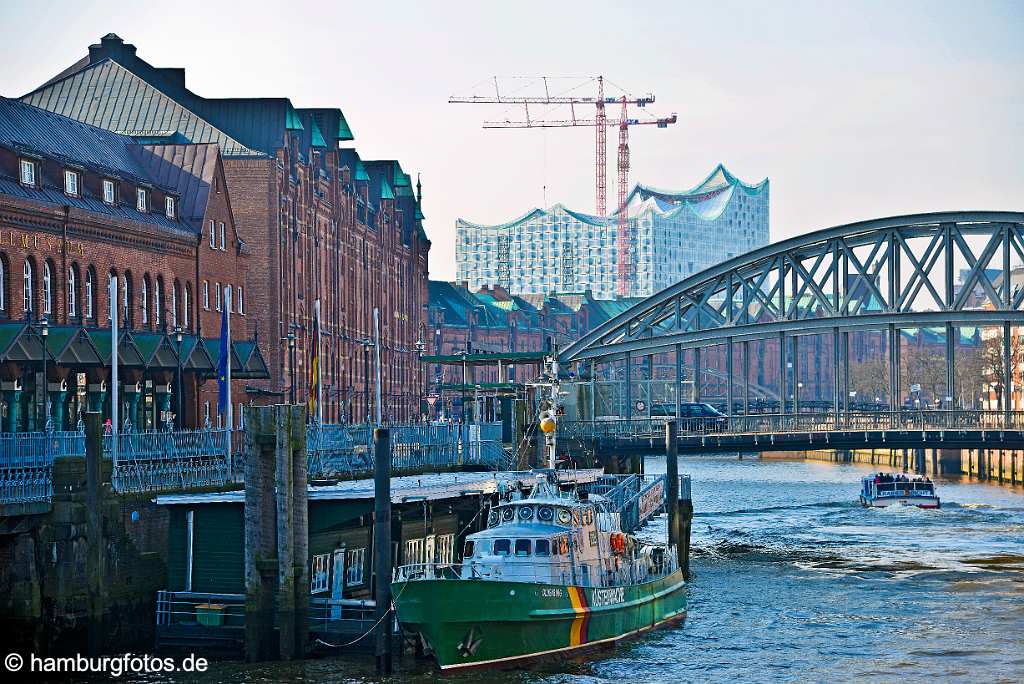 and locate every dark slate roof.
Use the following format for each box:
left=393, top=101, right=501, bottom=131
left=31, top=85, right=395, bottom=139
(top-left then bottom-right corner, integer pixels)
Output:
left=22, top=59, right=262, bottom=157
left=133, top=143, right=219, bottom=226
left=0, top=97, right=195, bottom=236
left=1, top=96, right=158, bottom=184
left=193, top=98, right=298, bottom=157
